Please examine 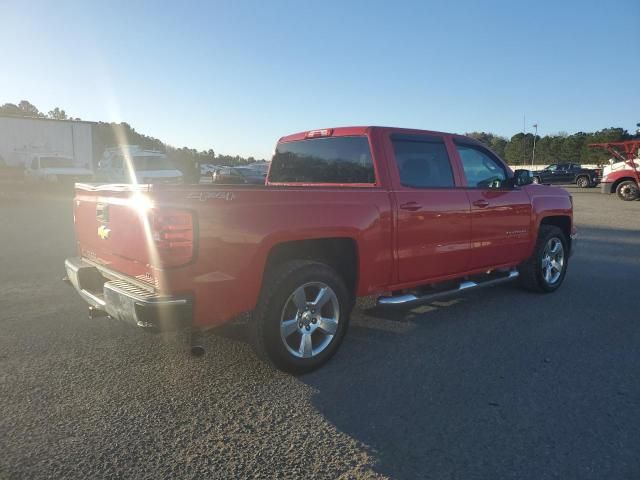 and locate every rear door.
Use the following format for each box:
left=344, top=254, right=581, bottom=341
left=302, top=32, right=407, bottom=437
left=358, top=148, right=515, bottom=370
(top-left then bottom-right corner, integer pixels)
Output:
left=386, top=133, right=471, bottom=284
left=452, top=141, right=532, bottom=270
